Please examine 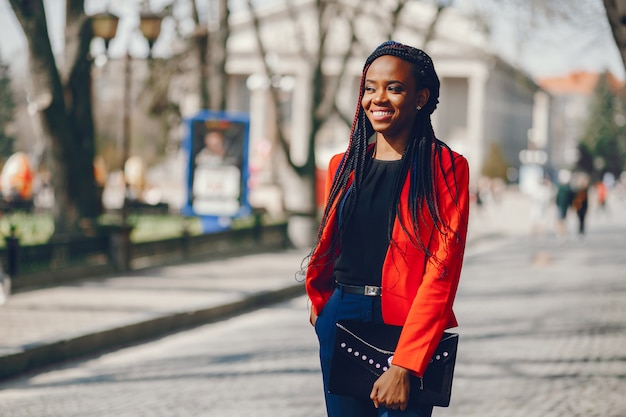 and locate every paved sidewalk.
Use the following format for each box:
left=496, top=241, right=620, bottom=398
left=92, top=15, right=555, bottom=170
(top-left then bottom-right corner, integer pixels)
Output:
left=0, top=248, right=309, bottom=380
left=0, top=188, right=612, bottom=380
